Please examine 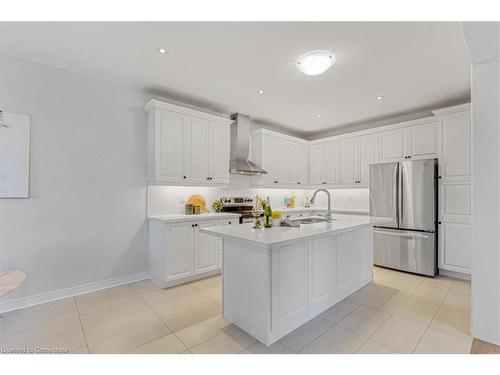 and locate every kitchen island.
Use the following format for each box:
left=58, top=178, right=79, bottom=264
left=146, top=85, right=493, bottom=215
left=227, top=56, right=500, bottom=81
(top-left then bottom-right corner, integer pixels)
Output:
left=200, top=214, right=391, bottom=346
